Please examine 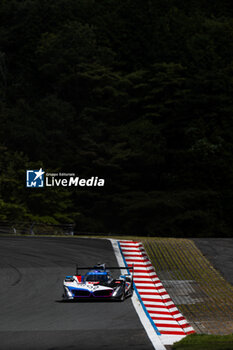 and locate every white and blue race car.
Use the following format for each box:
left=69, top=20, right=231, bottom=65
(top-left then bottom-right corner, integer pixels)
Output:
left=63, top=263, right=134, bottom=301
